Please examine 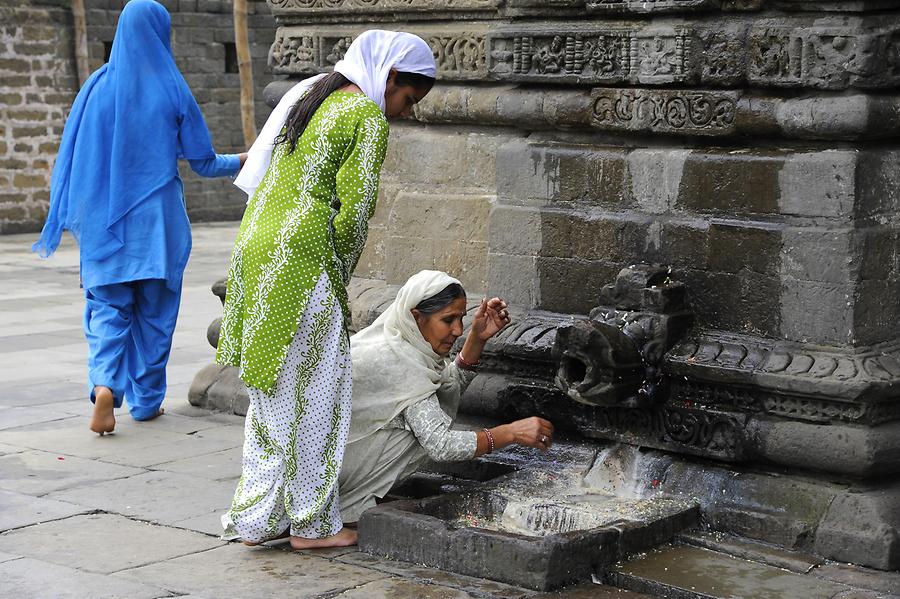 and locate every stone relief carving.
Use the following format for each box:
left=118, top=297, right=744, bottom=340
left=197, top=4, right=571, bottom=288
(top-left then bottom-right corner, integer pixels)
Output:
left=270, top=27, right=487, bottom=79
left=591, top=89, right=738, bottom=135
left=269, top=21, right=900, bottom=89
left=554, top=265, right=694, bottom=407
left=748, top=23, right=900, bottom=89
left=489, top=29, right=695, bottom=84
left=269, top=0, right=498, bottom=12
